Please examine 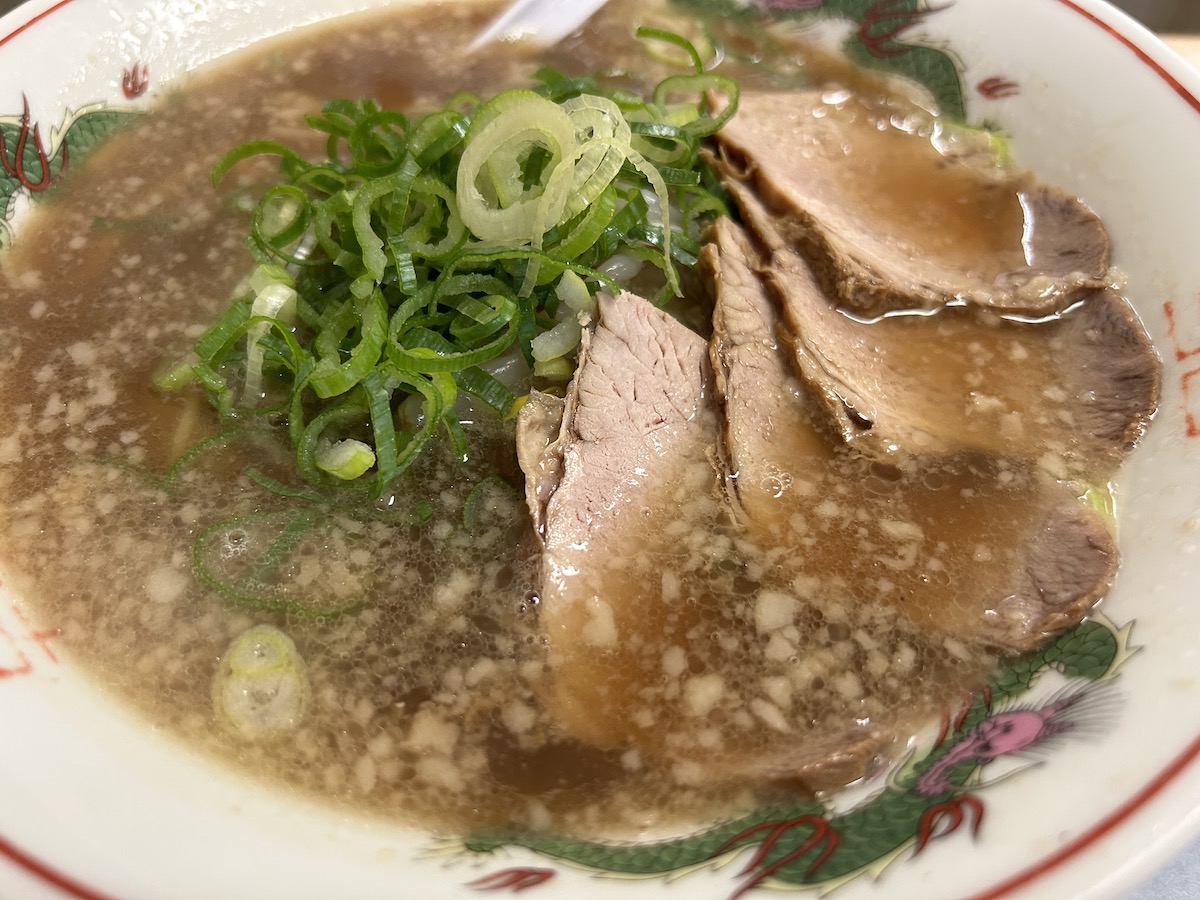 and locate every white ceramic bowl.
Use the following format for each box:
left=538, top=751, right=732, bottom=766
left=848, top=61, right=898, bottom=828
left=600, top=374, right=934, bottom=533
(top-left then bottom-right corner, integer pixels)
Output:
left=3, top=0, right=1200, bottom=897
